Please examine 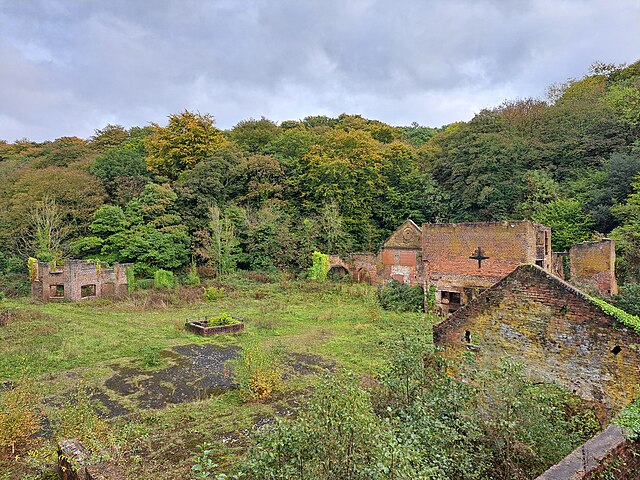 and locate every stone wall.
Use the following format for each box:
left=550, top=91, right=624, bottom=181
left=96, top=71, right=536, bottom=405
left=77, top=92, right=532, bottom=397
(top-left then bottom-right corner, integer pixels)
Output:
left=58, top=439, right=124, bottom=480
left=570, top=239, right=618, bottom=296
left=536, top=425, right=640, bottom=480
left=433, top=264, right=640, bottom=415
left=32, top=260, right=130, bottom=302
